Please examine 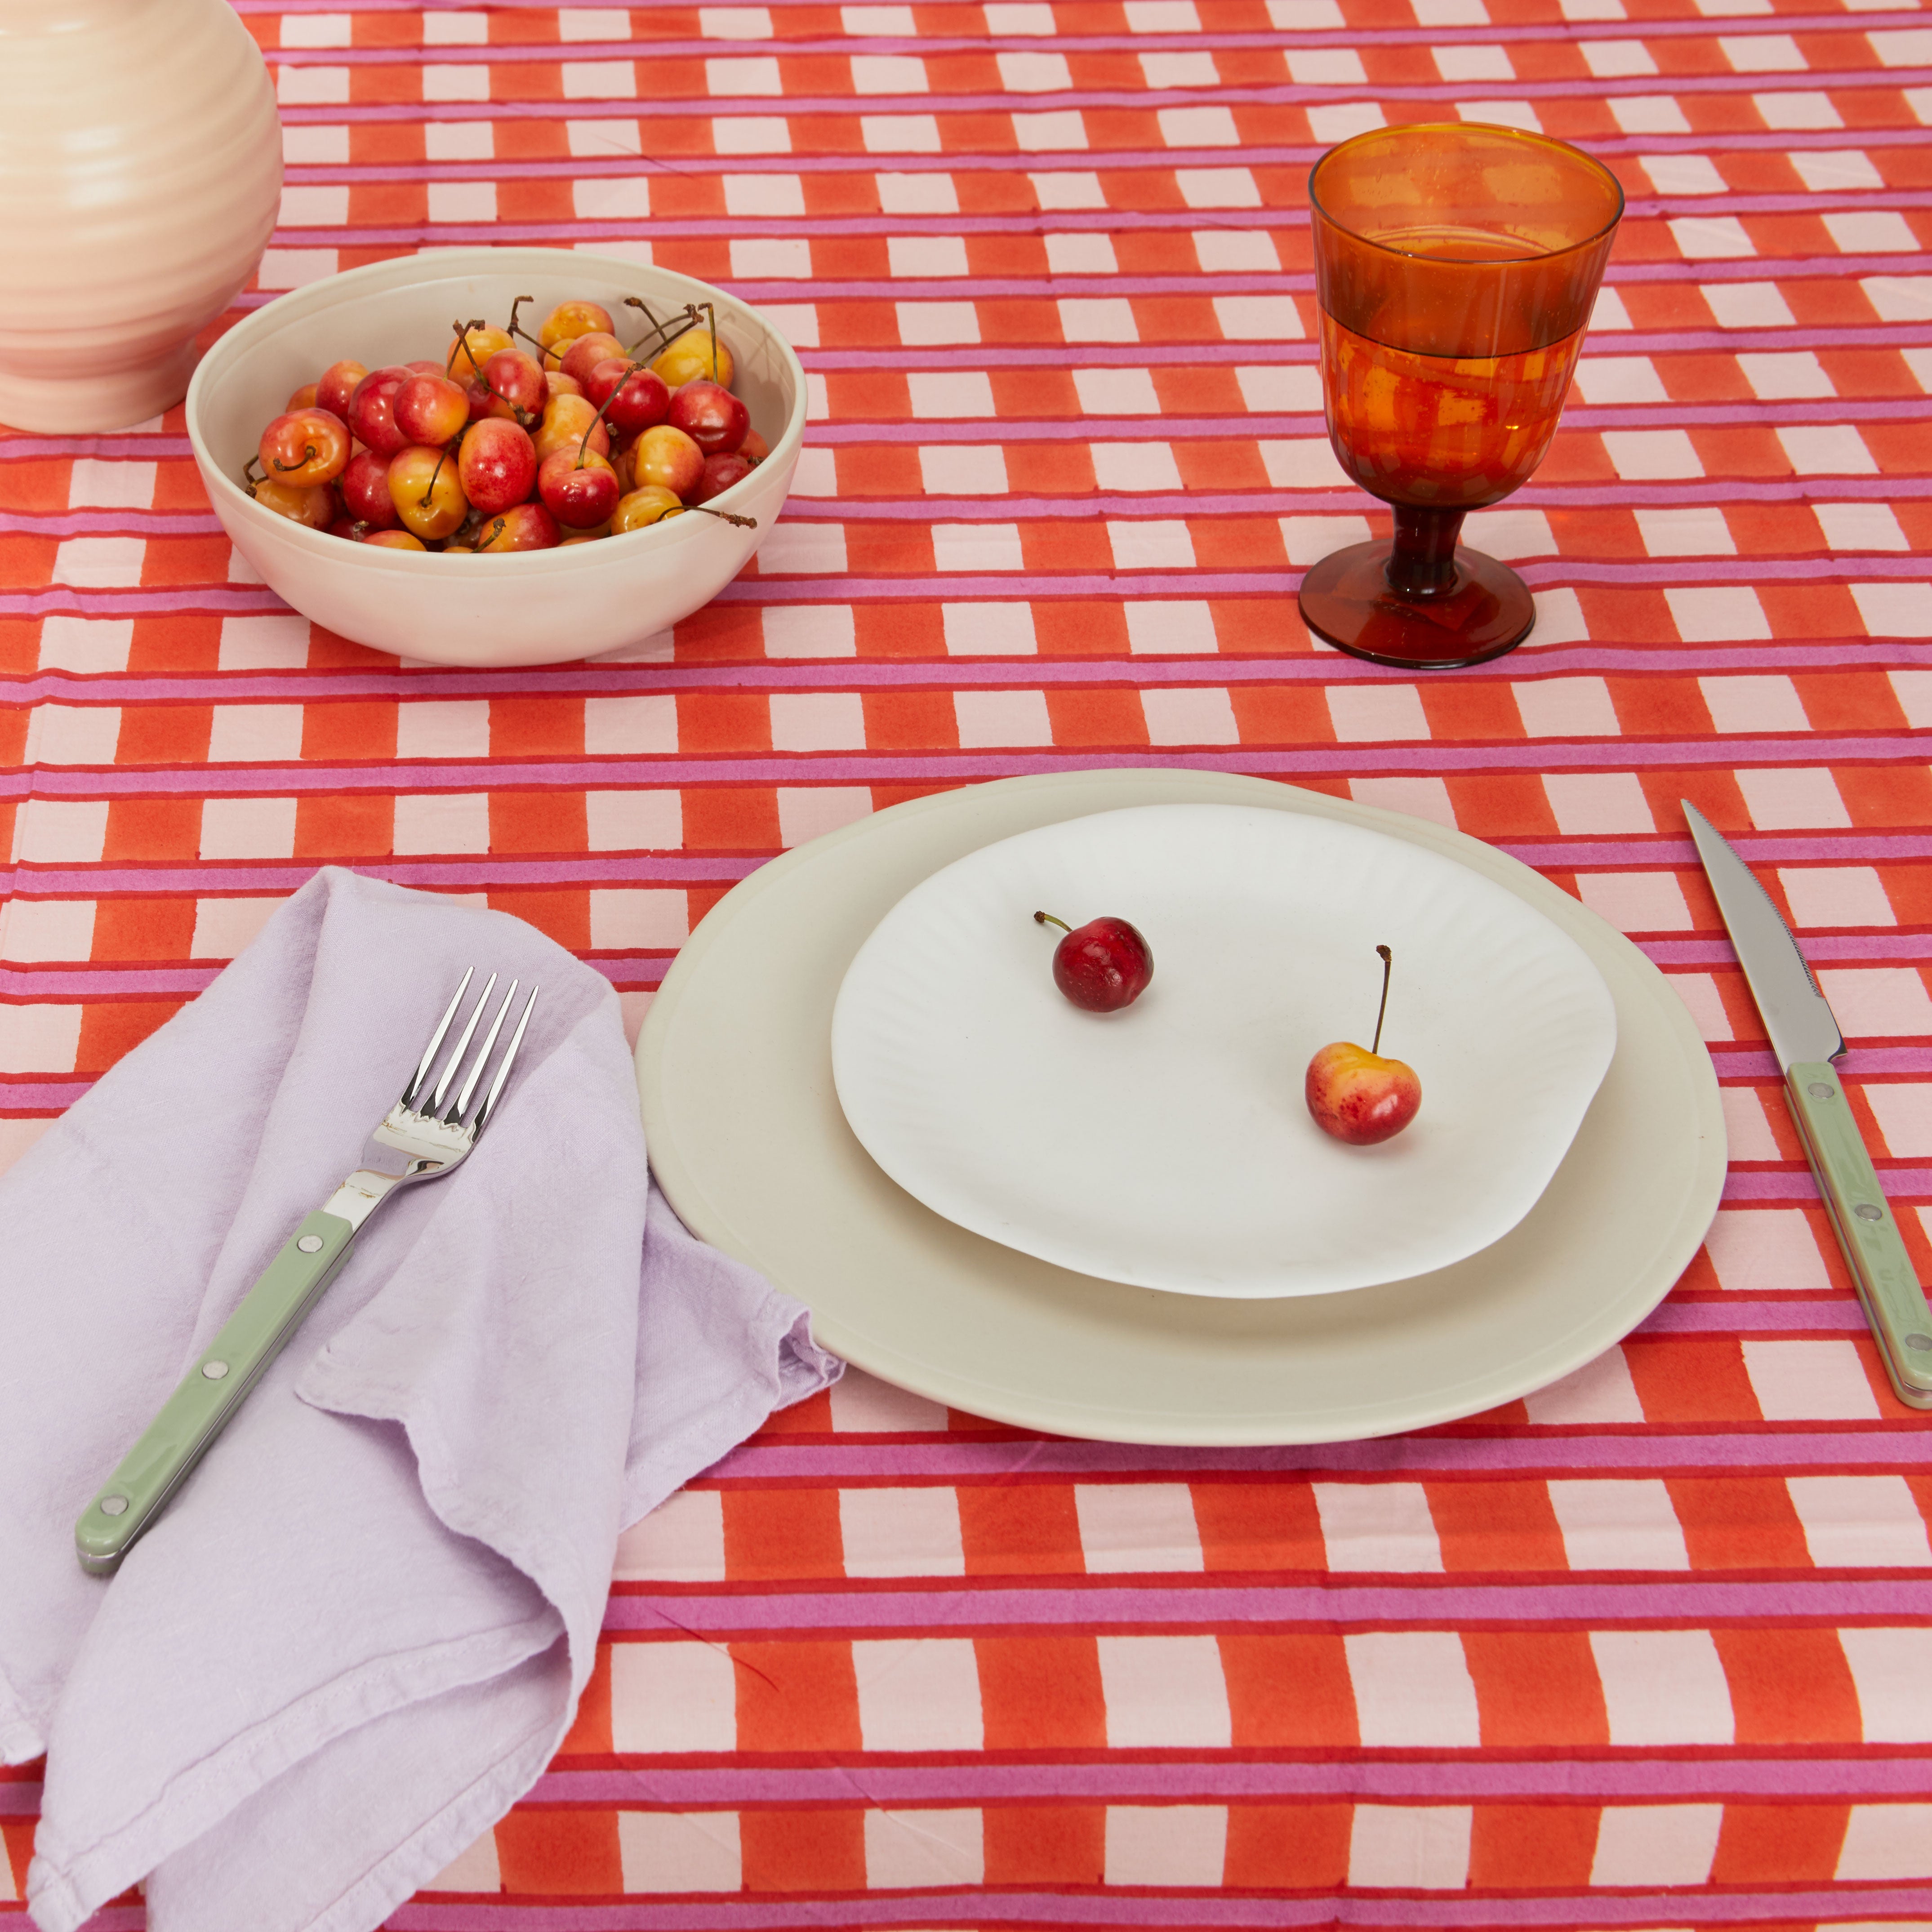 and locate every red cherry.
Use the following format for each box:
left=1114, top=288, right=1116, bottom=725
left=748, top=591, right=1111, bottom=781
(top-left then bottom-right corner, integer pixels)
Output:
left=478, top=347, right=546, bottom=424
left=667, top=378, right=748, bottom=455
left=258, top=407, right=350, bottom=488
left=587, top=358, right=671, bottom=435
left=338, top=448, right=400, bottom=528
left=536, top=447, right=621, bottom=529
left=1033, top=911, right=1153, bottom=1013
left=688, top=450, right=752, bottom=504
left=316, top=358, right=367, bottom=422
left=560, top=330, right=627, bottom=387
left=346, top=365, right=414, bottom=458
